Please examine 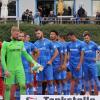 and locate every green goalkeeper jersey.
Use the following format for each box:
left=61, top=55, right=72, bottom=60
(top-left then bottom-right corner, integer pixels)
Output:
left=1, top=40, right=36, bottom=72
